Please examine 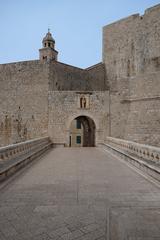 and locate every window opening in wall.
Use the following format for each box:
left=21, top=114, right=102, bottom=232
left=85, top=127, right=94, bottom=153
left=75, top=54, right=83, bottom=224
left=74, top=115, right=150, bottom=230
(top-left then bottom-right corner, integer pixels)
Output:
left=76, top=136, right=81, bottom=144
